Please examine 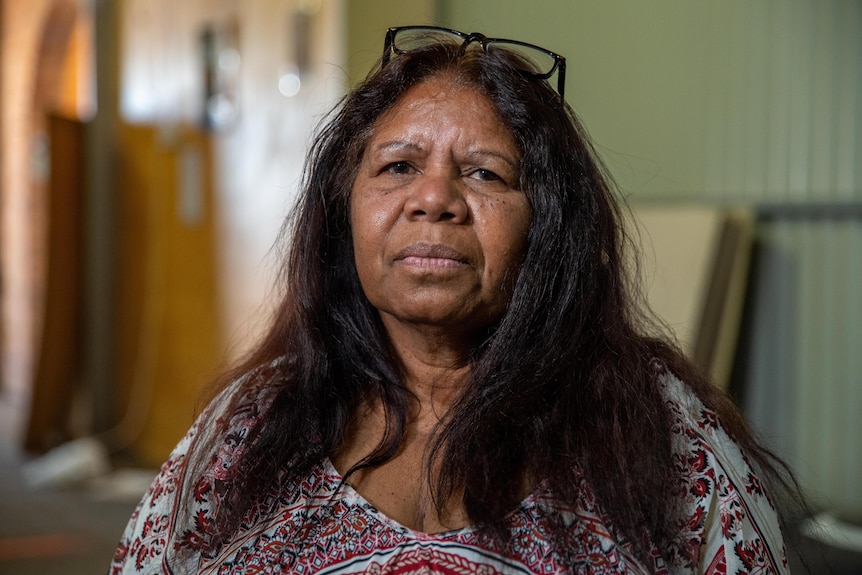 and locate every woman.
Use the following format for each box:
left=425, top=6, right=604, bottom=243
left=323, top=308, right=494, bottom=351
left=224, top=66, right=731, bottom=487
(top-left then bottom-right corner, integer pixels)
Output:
left=112, top=27, right=795, bottom=574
